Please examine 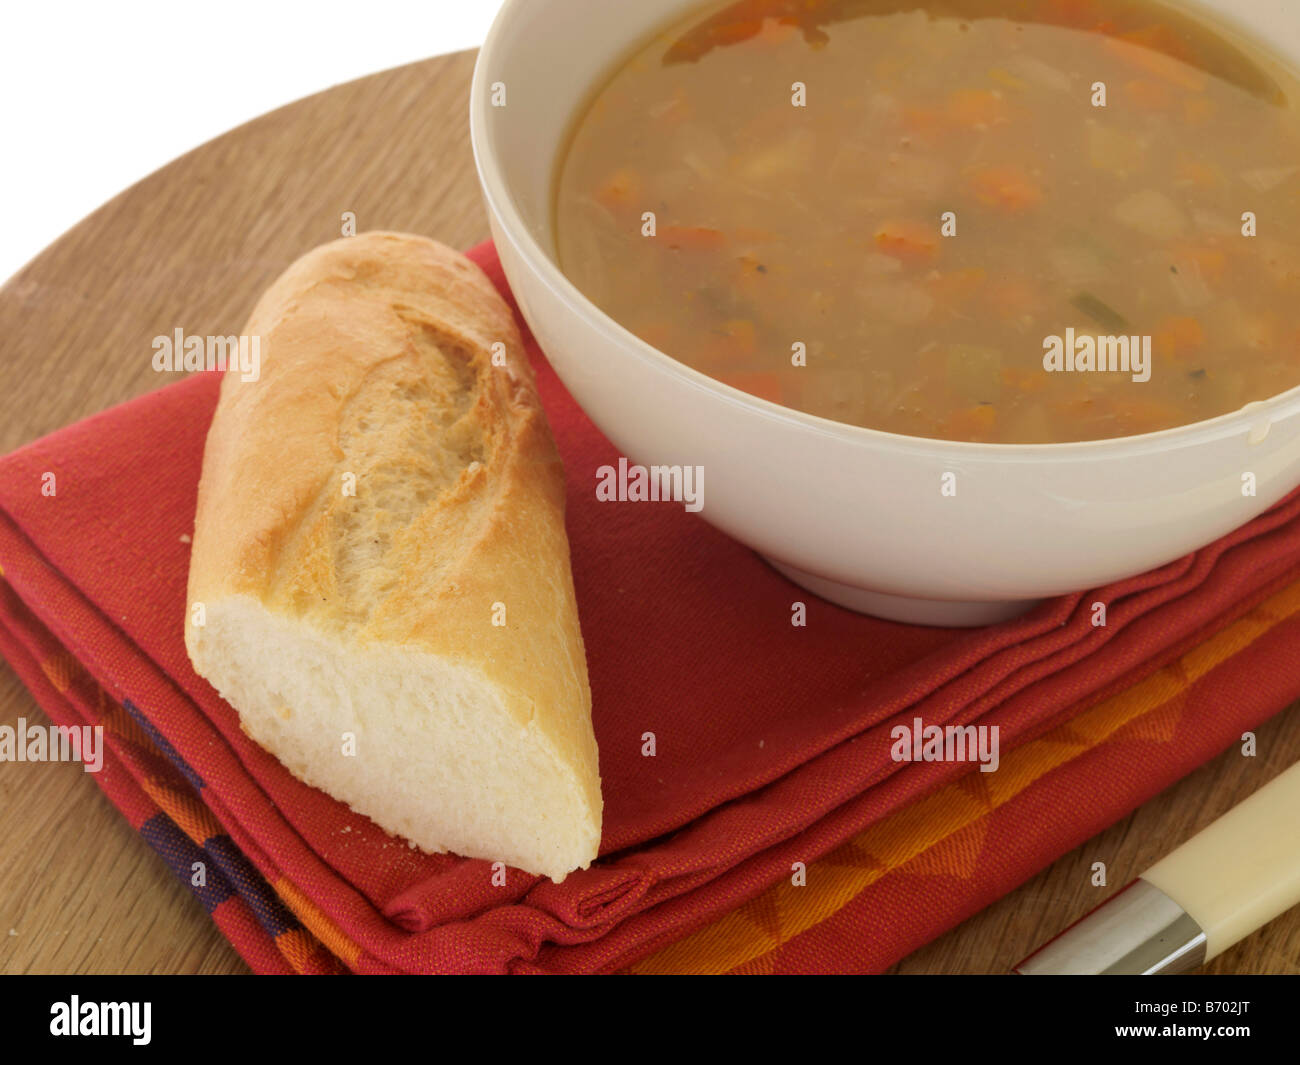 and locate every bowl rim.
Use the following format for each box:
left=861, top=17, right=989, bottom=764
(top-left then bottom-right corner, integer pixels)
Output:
left=470, top=0, right=1300, bottom=461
